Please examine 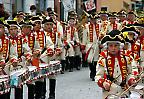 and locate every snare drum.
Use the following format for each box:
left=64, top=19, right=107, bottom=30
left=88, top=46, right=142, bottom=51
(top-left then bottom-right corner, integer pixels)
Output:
left=106, top=94, right=119, bottom=99
left=130, top=90, right=143, bottom=99
left=49, top=61, right=61, bottom=74
left=10, top=68, right=29, bottom=87
left=39, top=63, right=50, bottom=78
left=0, top=75, right=10, bottom=95
left=27, top=66, right=39, bottom=82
